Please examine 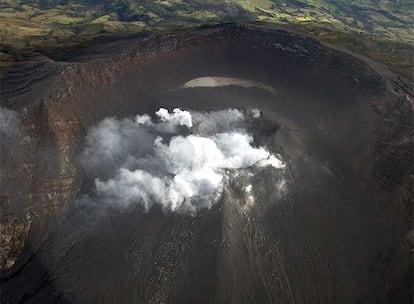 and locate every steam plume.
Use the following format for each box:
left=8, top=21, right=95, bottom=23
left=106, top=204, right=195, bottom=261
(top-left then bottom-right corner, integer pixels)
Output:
left=82, top=108, right=284, bottom=212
